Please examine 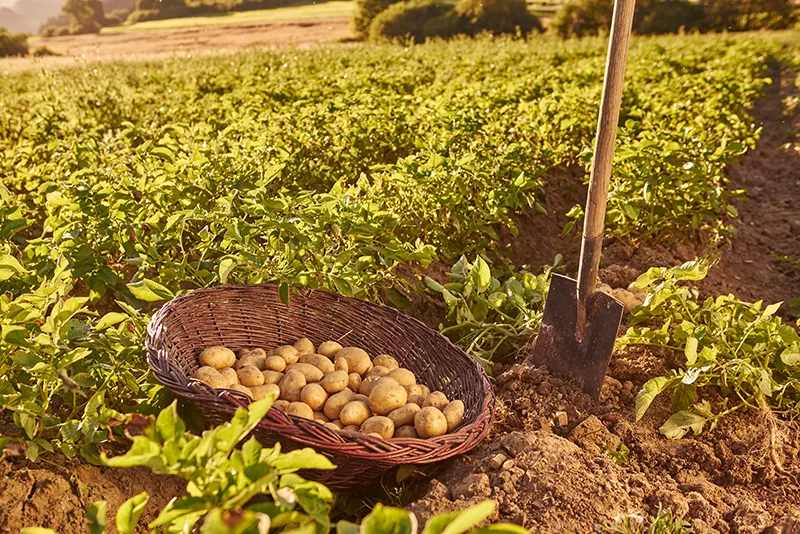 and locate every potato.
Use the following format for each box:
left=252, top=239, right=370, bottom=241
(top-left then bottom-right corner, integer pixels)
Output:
left=286, top=402, right=314, bottom=420
left=627, top=282, right=647, bottom=301
left=404, top=384, right=422, bottom=397
left=414, top=407, right=447, bottom=438
left=199, top=346, right=236, bottom=369
left=361, top=416, right=394, bottom=439
left=273, top=400, right=290, bottom=411
left=318, top=341, right=343, bottom=358
left=418, top=384, right=431, bottom=398
left=612, top=288, right=644, bottom=313
left=353, top=394, right=370, bottom=404
left=407, top=394, right=425, bottom=406
left=358, top=375, right=383, bottom=396
left=423, top=391, right=449, bottom=411
left=251, top=384, right=280, bottom=401
left=301, top=383, right=329, bottom=411
left=386, top=368, right=416, bottom=387
left=313, top=411, right=329, bottom=423
left=333, top=357, right=349, bottom=373
left=373, top=354, right=399, bottom=370
left=341, top=425, right=359, bottom=432
left=330, top=419, right=344, bottom=429
left=230, top=384, right=253, bottom=399
left=443, top=400, right=465, bottom=432
left=339, top=401, right=371, bottom=427
left=369, top=380, right=408, bottom=415
left=348, top=373, right=362, bottom=392
left=219, top=367, right=239, bottom=386
left=395, top=425, right=418, bottom=438
left=367, top=365, right=390, bottom=378
left=286, top=363, right=324, bottom=383
left=336, top=347, right=371, bottom=375
left=265, top=356, right=287, bottom=372
left=299, top=354, right=336, bottom=374
left=294, top=338, right=315, bottom=356
left=274, top=345, right=299, bottom=364
left=320, top=370, right=348, bottom=394
left=279, top=370, right=307, bottom=402
left=237, top=365, right=266, bottom=387
left=323, top=389, right=355, bottom=420
left=324, top=422, right=340, bottom=431
left=235, top=354, right=266, bottom=371
left=262, top=370, right=284, bottom=385
left=388, top=403, right=420, bottom=428
left=192, top=366, right=227, bottom=388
